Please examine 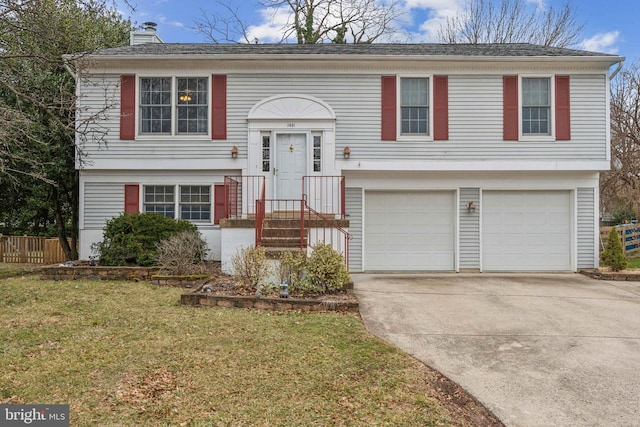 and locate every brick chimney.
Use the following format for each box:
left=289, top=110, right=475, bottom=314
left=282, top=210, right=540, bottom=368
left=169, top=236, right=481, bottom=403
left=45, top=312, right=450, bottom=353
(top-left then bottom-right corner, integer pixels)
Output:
left=130, top=22, right=164, bottom=46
